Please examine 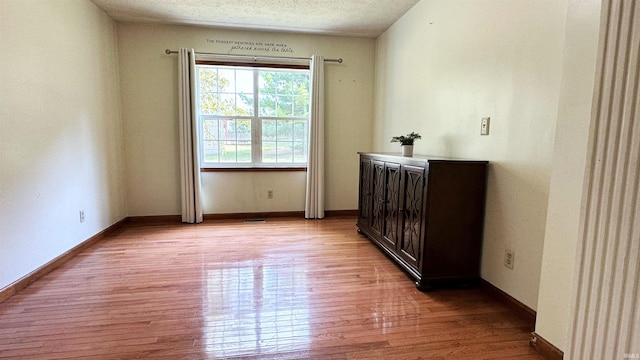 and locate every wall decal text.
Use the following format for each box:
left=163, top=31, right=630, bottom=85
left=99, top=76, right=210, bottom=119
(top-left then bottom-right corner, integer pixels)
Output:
left=207, top=39, right=295, bottom=54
